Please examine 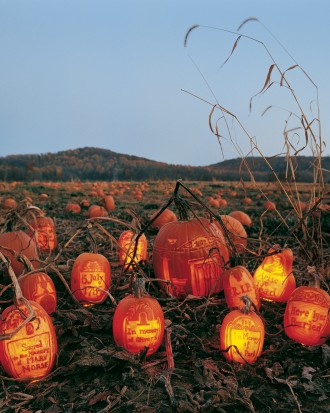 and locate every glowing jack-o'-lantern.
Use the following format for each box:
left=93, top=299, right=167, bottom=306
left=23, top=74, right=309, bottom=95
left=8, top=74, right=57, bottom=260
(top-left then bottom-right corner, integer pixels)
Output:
left=28, top=216, right=57, bottom=253
left=223, top=266, right=260, bottom=310
left=152, top=217, right=229, bottom=298
left=18, top=272, right=57, bottom=314
left=253, top=247, right=296, bottom=302
left=71, top=252, right=111, bottom=306
left=220, top=296, right=265, bottom=364
left=284, top=285, right=330, bottom=346
left=0, top=300, right=58, bottom=380
left=118, top=230, right=148, bottom=270
left=113, top=278, right=164, bottom=356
